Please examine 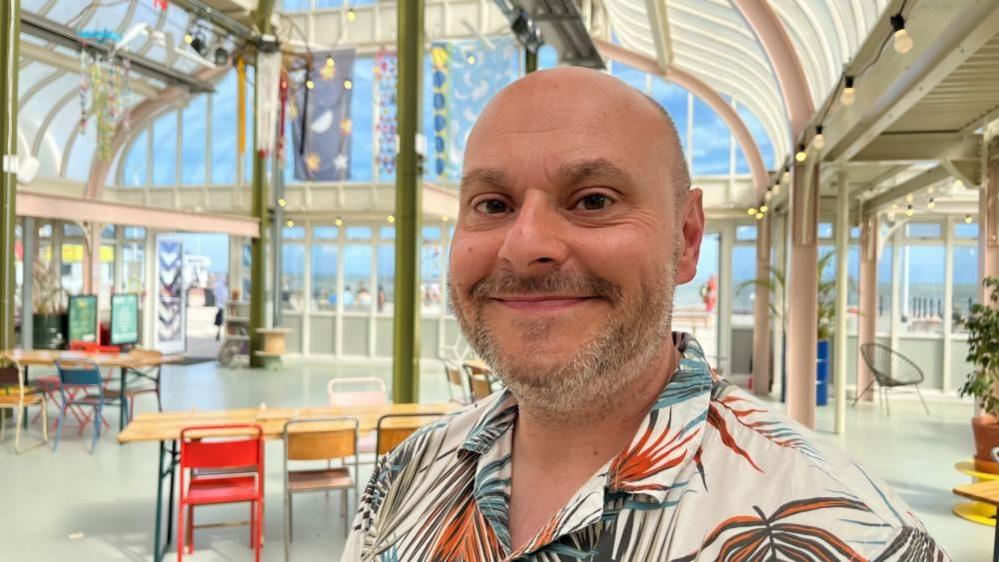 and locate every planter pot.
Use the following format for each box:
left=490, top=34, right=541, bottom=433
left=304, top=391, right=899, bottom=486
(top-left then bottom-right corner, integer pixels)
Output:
left=971, top=415, right=999, bottom=474
left=32, top=313, right=66, bottom=349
